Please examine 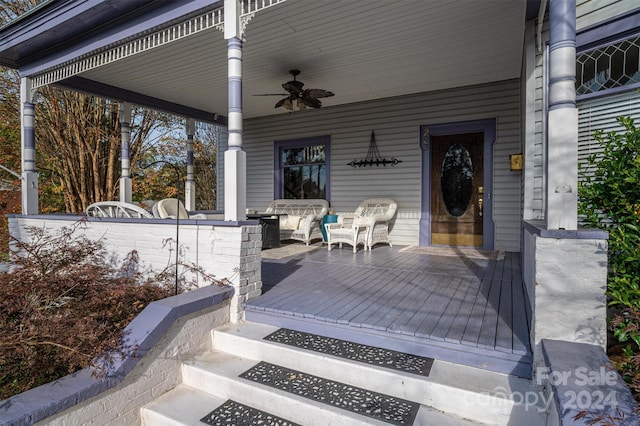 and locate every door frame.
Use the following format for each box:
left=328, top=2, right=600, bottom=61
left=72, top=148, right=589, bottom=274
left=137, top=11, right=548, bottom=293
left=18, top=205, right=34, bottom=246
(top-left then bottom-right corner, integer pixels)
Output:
left=419, top=118, right=496, bottom=249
